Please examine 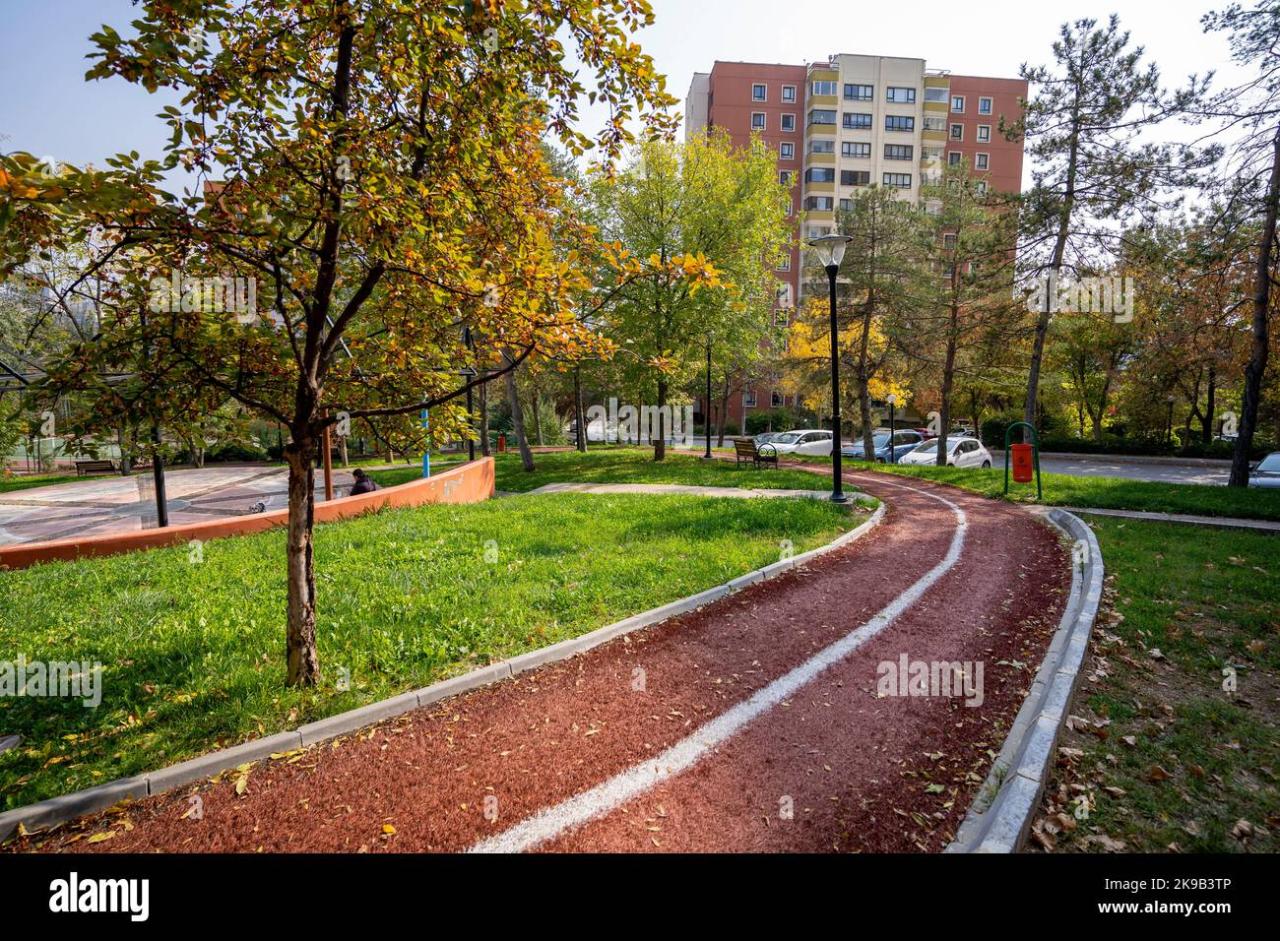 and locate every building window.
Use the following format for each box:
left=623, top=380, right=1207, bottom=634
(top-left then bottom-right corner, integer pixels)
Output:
left=775, top=283, right=794, bottom=309
left=883, top=172, right=912, bottom=189
left=843, top=112, right=873, bottom=129
left=771, top=391, right=784, bottom=408
left=809, top=108, right=837, bottom=126
left=923, top=115, right=947, bottom=132
left=844, top=83, right=873, bottom=101
left=781, top=113, right=796, bottom=132
left=782, top=84, right=797, bottom=103
left=841, top=169, right=871, bottom=186
left=780, top=142, right=794, bottom=159
left=778, top=254, right=791, bottom=271
left=811, top=80, right=837, bottom=96
left=884, top=115, right=915, bottom=132
left=842, top=141, right=871, bottom=158
left=744, top=390, right=757, bottom=408
left=779, top=170, right=793, bottom=184
left=751, top=112, right=766, bottom=131
left=809, top=138, right=835, bottom=154
left=975, top=152, right=989, bottom=170
left=950, top=123, right=964, bottom=140
left=884, top=144, right=914, bottom=161
left=978, top=96, right=993, bottom=115
left=839, top=198, right=853, bottom=211
left=943, top=233, right=957, bottom=250
left=923, top=145, right=943, bottom=163
left=886, top=86, right=917, bottom=104
left=924, top=86, right=948, bottom=103
left=976, top=125, right=991, bottom=143
left=948, top=151, right=962, bottom=166
left=804, top=167, right=836, bottom=183
left=752, top=83, right=767, bottom=102
left=951, top=95, right=965, bottom=112
left=974, top=180, right=988, bottom=196
left=804, top=195, right=835, bottom=211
